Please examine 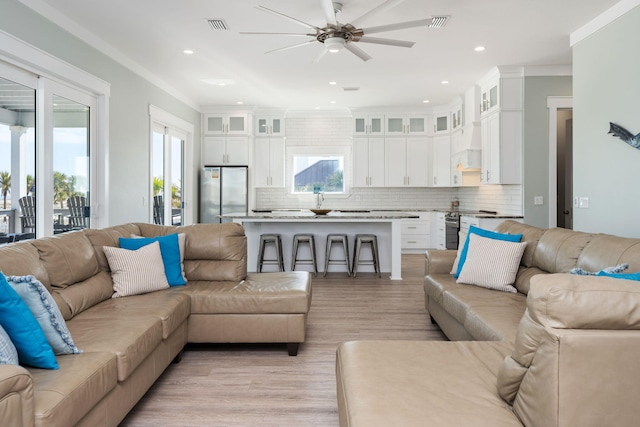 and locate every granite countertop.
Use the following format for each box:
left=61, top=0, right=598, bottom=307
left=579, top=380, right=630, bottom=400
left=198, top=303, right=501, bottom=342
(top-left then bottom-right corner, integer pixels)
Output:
left=223, top=210, right=419, bottom=219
